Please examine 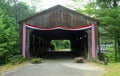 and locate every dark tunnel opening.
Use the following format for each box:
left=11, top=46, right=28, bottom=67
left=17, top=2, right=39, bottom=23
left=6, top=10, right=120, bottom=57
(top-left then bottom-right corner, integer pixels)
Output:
left=29, top=28, right=88, bottom=59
